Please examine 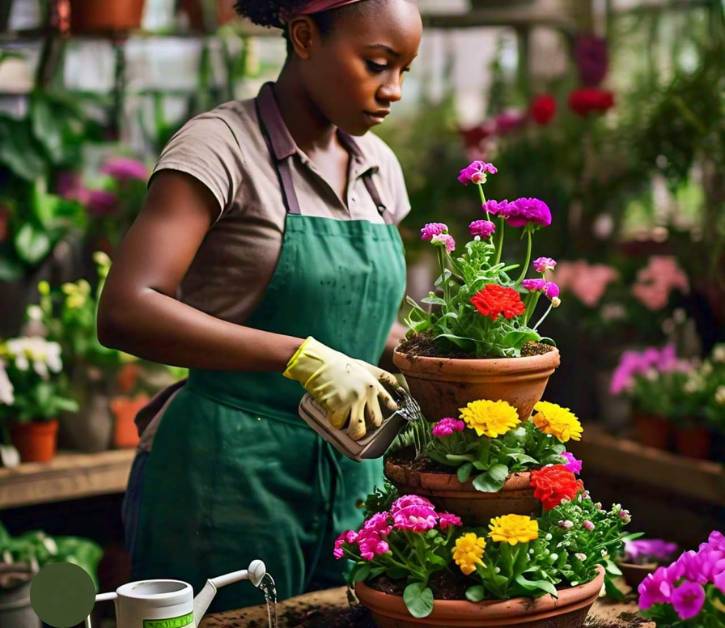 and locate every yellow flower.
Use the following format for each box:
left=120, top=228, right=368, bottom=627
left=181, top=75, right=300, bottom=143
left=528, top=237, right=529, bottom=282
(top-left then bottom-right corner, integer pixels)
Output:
left=452, top=533, right=486, bottom=575
left=488, top=514, right=538, bottom=545
left=459, top=399, right=520, bottom=438
left=38, top=280, right=50, bottom=295
left=531, top=401, right=583, bottom=442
